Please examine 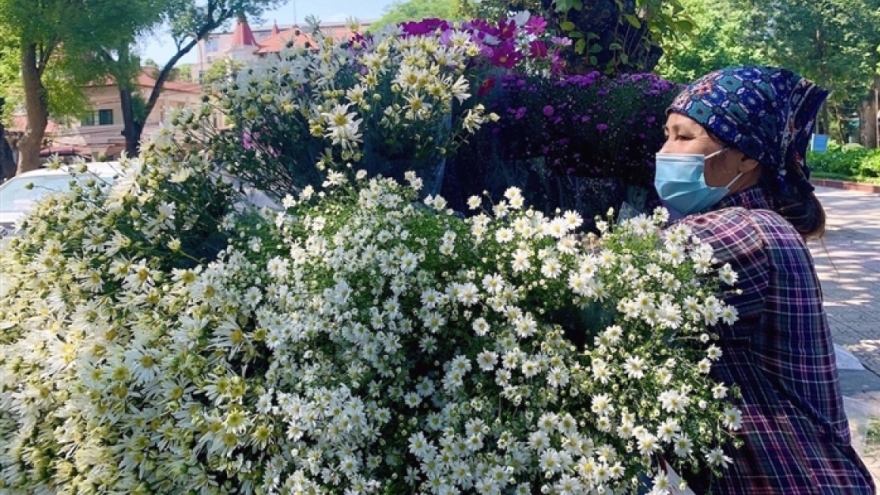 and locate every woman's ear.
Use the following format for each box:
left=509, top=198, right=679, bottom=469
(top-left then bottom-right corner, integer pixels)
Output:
left=737, top=154, right=760, bottom=174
